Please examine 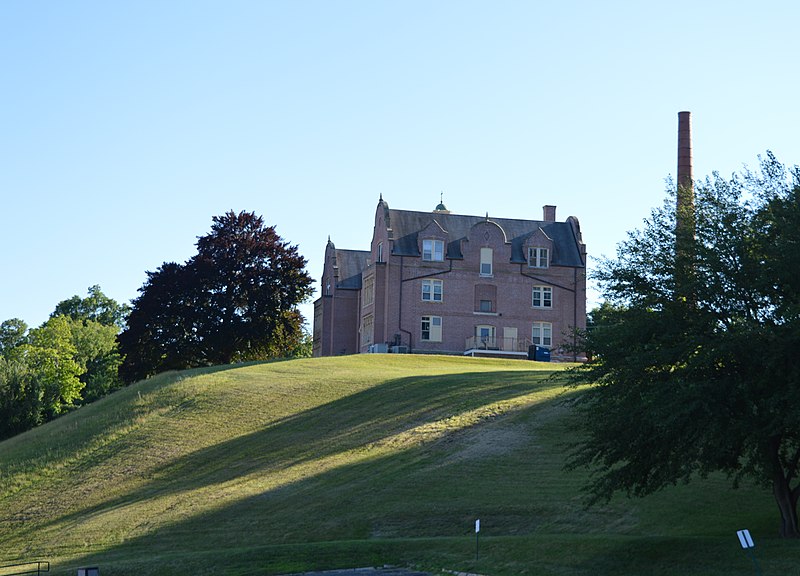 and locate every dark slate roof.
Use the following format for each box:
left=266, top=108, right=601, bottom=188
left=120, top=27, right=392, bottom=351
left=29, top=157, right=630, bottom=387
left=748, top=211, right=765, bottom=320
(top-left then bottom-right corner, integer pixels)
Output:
left=387, top=209, right=584, bottom=267
left=333, top=249, right=370, bottom=290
